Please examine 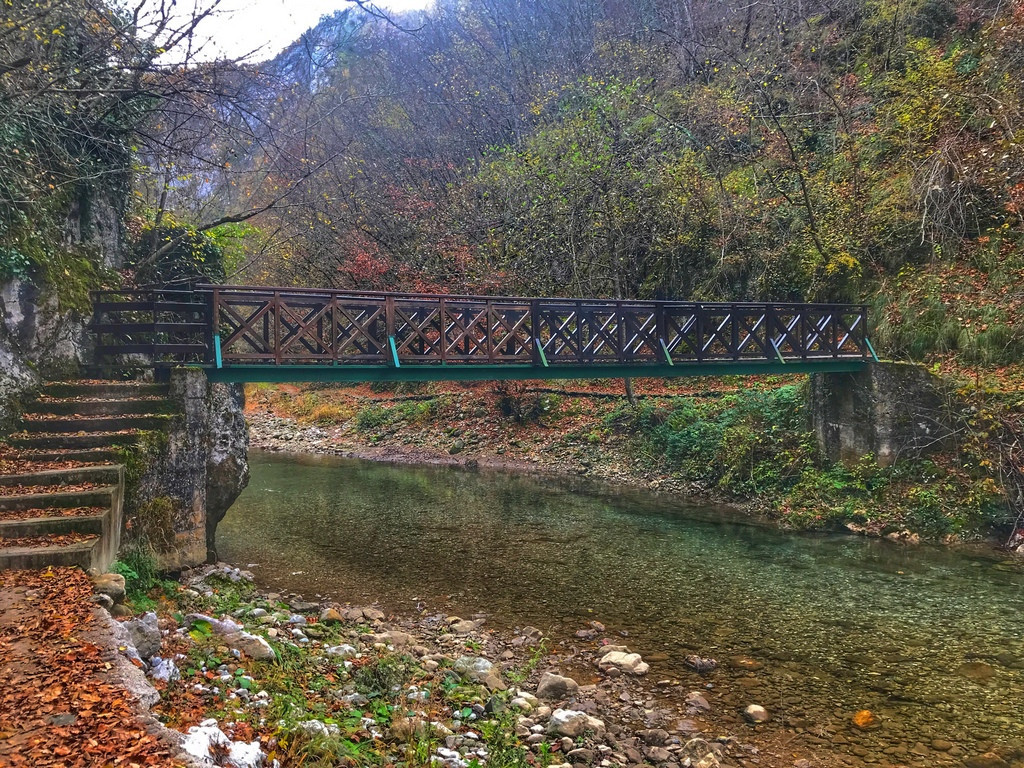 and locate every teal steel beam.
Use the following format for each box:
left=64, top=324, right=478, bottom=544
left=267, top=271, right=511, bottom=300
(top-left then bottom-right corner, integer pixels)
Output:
left=213, top=334, right=223, bottom=369
left=865, top=338, right=880, bottom=362
left=203, top=358, right=869, bottom=384
left=659, top=339, right=674, bottom=366
left=388, top=336, right=401, bottom=368
left=535, top=338, right=549, bottom=368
